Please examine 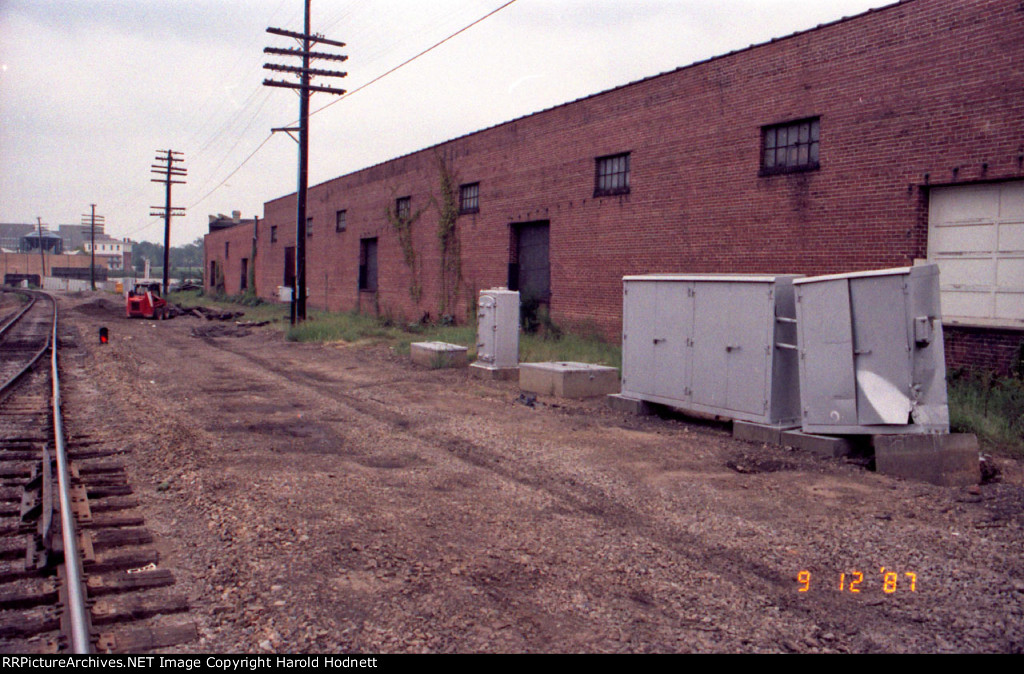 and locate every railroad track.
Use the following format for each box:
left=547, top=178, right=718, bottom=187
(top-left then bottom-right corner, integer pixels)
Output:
left=0, top=289, right=197, bottom=653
